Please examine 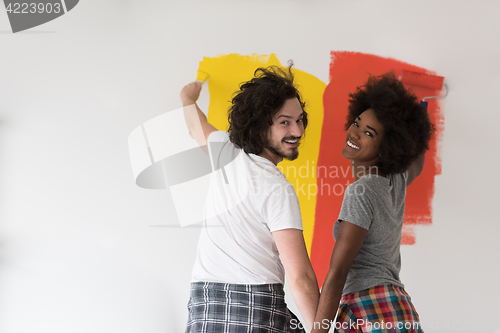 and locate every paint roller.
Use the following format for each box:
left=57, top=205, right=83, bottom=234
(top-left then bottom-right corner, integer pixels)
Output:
left=196, top=70, right=210, bottom=84
left=399, top=70, right=447, bottom=109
